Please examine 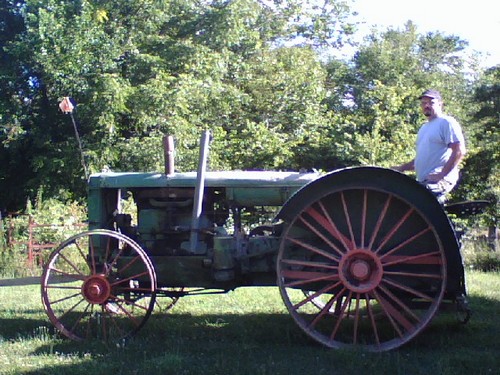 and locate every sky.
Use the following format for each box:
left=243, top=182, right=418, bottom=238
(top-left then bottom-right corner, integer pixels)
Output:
left=349, top=0, right=500, bottom=67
